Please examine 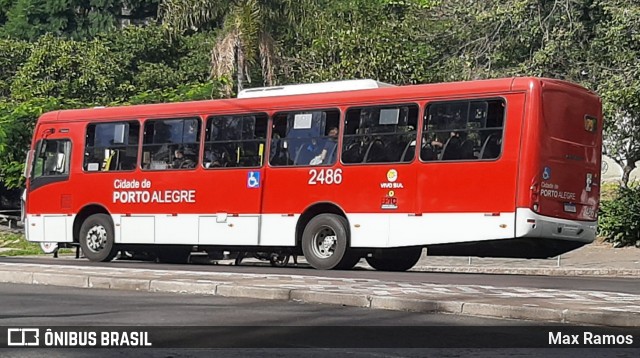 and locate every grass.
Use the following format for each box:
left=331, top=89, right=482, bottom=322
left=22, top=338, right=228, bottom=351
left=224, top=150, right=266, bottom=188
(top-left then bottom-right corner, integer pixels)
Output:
left=0, top=232, right=43, bottom=256
left=0, top=231, right=76, bottom=256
